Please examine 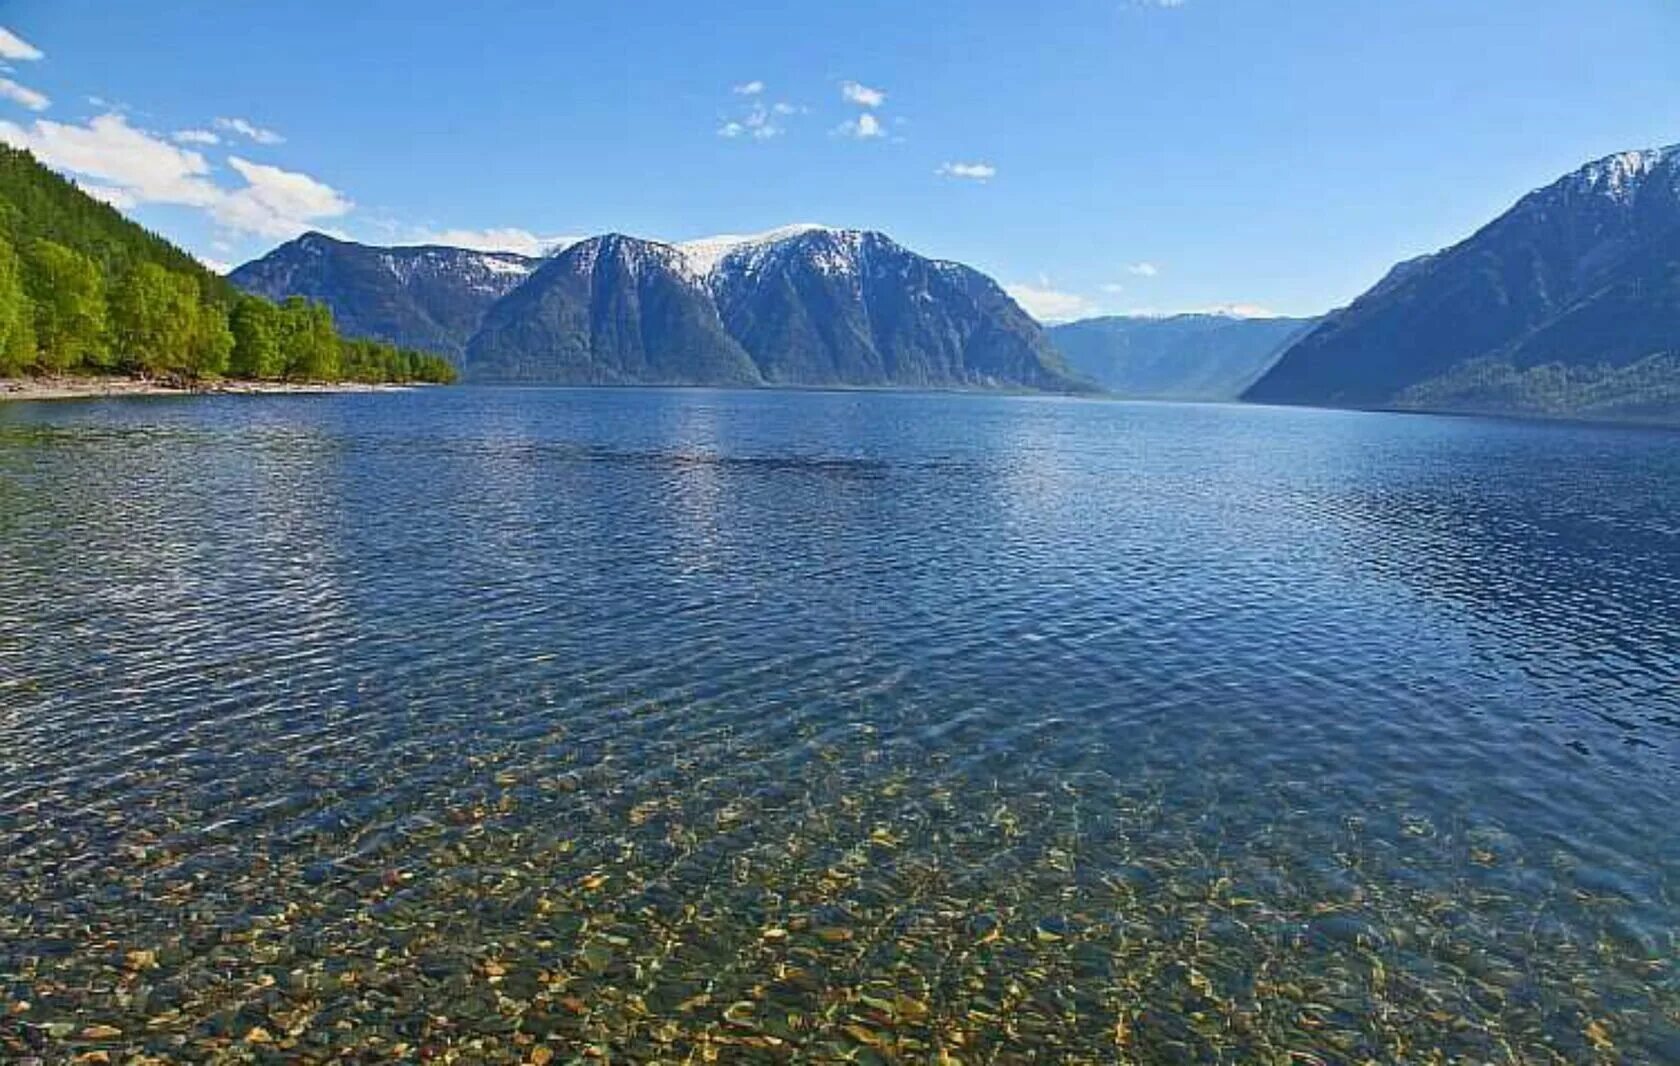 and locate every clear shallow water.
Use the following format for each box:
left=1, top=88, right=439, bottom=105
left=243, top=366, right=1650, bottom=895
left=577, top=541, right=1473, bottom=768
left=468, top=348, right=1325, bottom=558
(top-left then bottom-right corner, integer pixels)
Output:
left=0, top=387, right=1676, bottom=1064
